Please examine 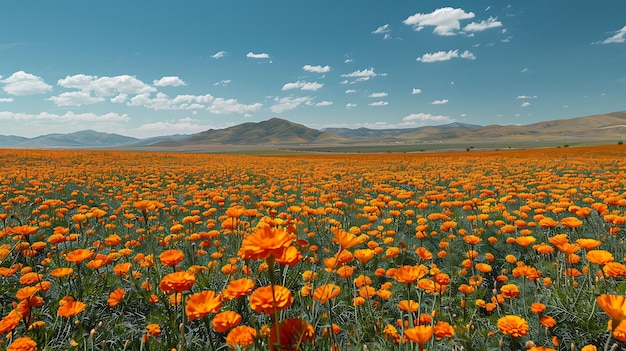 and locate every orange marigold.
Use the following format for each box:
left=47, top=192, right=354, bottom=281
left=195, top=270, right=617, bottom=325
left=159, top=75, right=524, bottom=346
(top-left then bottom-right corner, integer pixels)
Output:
left=7, top=336, right=37, bottom=351
left=159, top=272, right=196, bottom=294
left=269, top=318, right=315, bottom=351
left=249, top=285, right=293, bottom=315
left=185, top=290, right=222, bottom=321
left=57, top=297, right=86, bottom=318
left=159, top=249, right=185, bottom=267
left=312, top=284, right=341, bottom=304
left=222, top=278, right=255, bottom=300
left=238, top=226, right=293, bottom=261
left=226, top=325, right=257, bottom=348
left=497, top=315, right=529, bottom=337
left=212, top=311, right=242, bottom=333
